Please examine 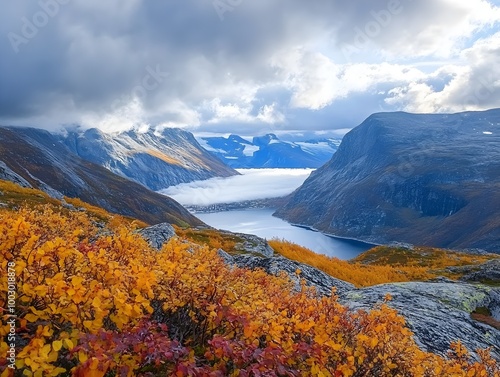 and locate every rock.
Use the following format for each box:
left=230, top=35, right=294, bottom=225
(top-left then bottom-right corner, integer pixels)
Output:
left=138, top=223, right=176, bottom=250
left=217, top=249, right=500, bottom=359
left=0, top=161, right=32, bottom=188
left=214, top=229, right=274, bottom=257
left=454, top=260, right=500, bottom=285
left=275, top=109, right=500, bottom=252
left=341, top=281, right=500, bottom=359
left=217, top=249, right=234, bottom=265
left=224, top=254, right=355, bottom=297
